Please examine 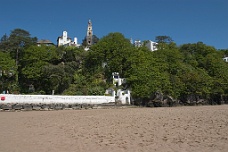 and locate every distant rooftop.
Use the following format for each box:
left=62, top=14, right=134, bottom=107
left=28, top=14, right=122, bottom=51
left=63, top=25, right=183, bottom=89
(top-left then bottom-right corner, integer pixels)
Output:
left=37, top=39, right=55, bottom=46
left=37, top=39, right=54, bottom=44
